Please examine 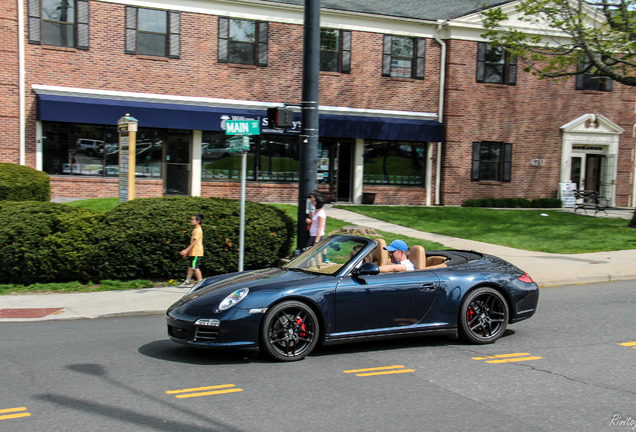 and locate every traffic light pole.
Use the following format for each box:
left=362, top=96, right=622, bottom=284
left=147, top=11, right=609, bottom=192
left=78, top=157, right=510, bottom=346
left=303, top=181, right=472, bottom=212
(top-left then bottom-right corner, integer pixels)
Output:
left=296, top=0, right=320, bottom=251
